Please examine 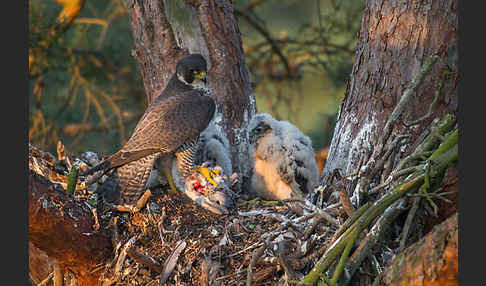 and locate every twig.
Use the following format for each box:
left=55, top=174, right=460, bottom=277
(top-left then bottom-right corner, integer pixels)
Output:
left=342, top=199, right=407, bottom=286
left=91, top=207, right=100, bottom=231
left=303, top=216, right=326, bottom=240
left=298, top=140, right=458, bottom=286
left=227, top=242, right=265, bottom=258
left=421, top=162, right=439, bottom=215
left=246, top=244, right=267, bottom=286
left=329, top=226, right=359, bottom=286
left=406, top=71, right=455, bottom=126
left=392, top=115, right=455, bottom=175
left=135, top=189, right=152, bottom=211
left=215, top=268, right=246, bottom=281
left=380, top=55, right=438, bottom=147
left=277, top=240, right=298, bottom=281
left=283, top=199, right=339, bottom=226
left=53, top=263, right=64, bottom=286
left=114, top=235, right=138, bottom=280
left=398, top=197, right=421, bottom=252
left=126, top=245, right=162, bottom=274
left=370, top=165, right=420, bottom=195
left=300, top=237, right=330, bottom=266
left=339, top=187, right=355, bottom=217
left=329, top=202, right=371, bottom=246
left=38, top=272, right=54, bottom=286
left=234, top=9, right=292, bottom=77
